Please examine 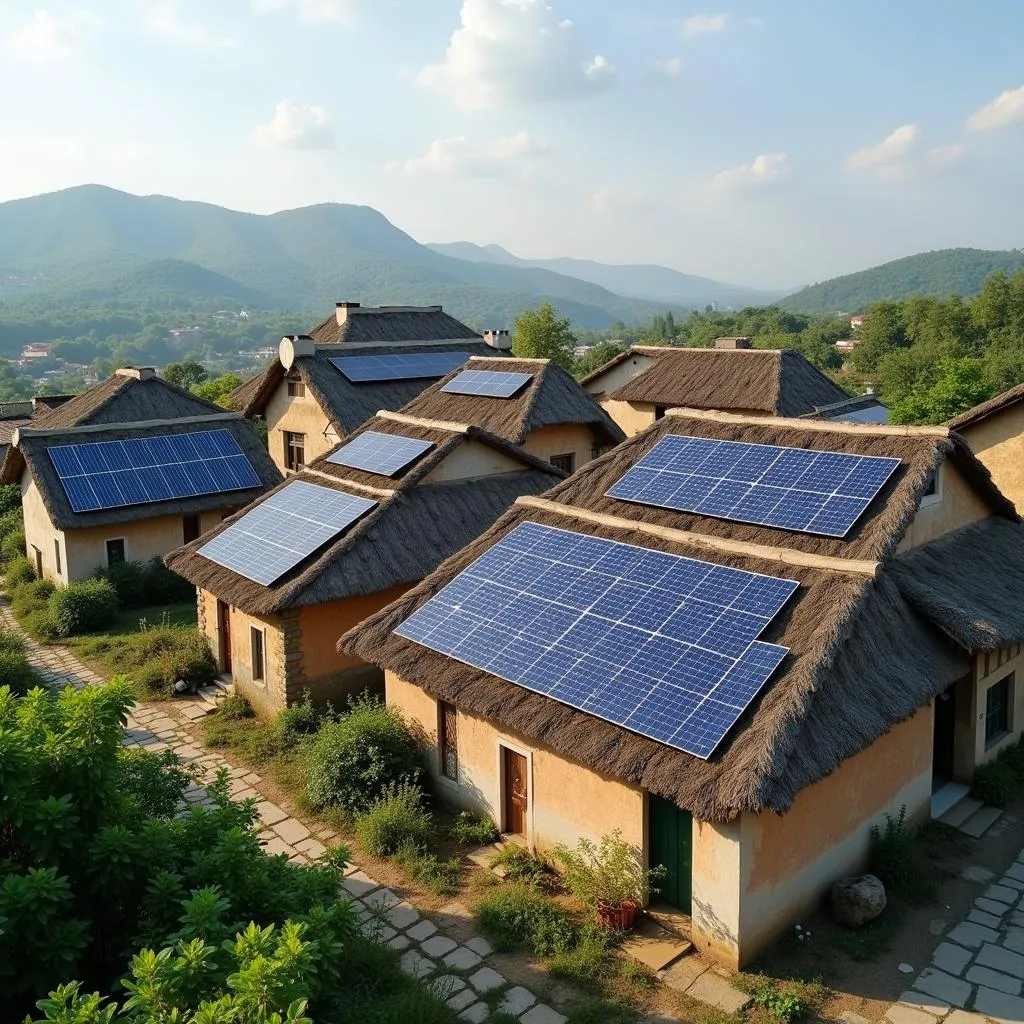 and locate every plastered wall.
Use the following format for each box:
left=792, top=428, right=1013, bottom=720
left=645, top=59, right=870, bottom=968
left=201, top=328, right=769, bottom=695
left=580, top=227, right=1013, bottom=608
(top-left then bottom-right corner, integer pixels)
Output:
left=960, top=407, right=1024, bottom=512
left=265, top=378, right=338, bottom=475
left=522, top=424, right=602, bottom=470
left=896, top=463, right=991, bottom=552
